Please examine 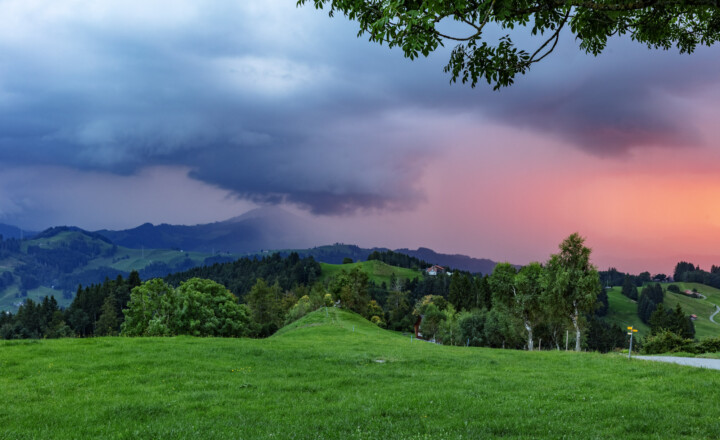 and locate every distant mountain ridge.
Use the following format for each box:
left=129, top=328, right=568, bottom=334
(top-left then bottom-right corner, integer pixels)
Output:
left=94, top=208, right=508, bottom=274
left=0, top=223, right=36, bottom=240
left=96, top=207, right=320, bottom=254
